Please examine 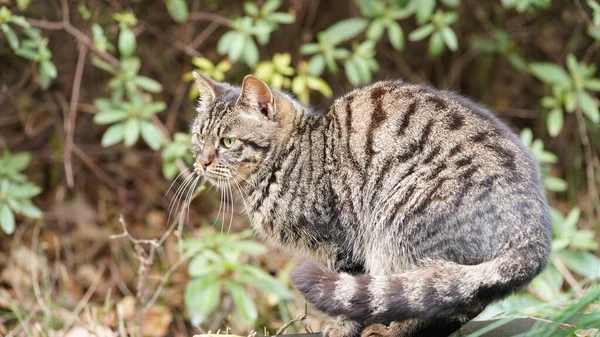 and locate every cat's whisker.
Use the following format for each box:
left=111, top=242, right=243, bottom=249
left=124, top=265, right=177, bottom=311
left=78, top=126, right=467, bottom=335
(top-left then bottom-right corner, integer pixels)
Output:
left=167, top=172, right=196, bottom=224
left=231, top=178, right=253, bottom=228
left=231, top=170, right=258, bottom=190
left=172, top=174, right=196, bottom=223
left=164, top=167, right=190, bottom=198
left=213, top=179, right=224, bottom=229
left=227, top=181, right=234, bottom=235
left=184, top=176, right=201, bottom=222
